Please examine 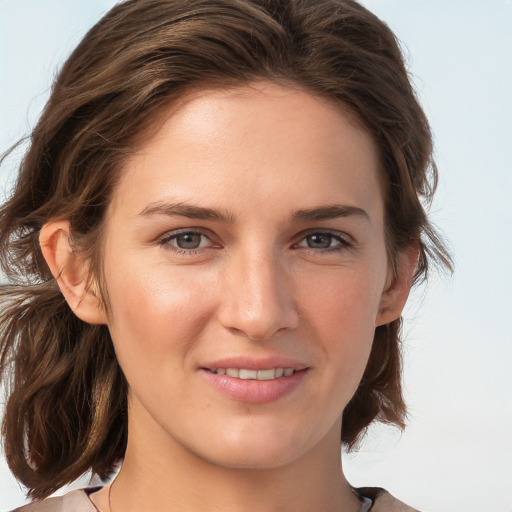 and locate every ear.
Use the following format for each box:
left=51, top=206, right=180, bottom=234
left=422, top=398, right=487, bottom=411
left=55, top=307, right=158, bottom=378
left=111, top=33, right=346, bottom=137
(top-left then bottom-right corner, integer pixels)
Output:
left=39, top=220, right=108, bottom=325
left=375, top=244, right=419, bottom=326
